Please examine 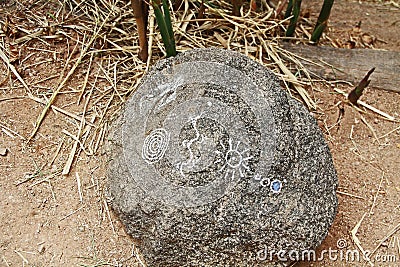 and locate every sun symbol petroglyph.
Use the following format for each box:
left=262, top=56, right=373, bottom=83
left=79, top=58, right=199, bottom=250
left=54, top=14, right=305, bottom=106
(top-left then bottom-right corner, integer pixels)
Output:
left=142, top=128, right=170, bottom=164
left=214, top=138, right=253, bottom=181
